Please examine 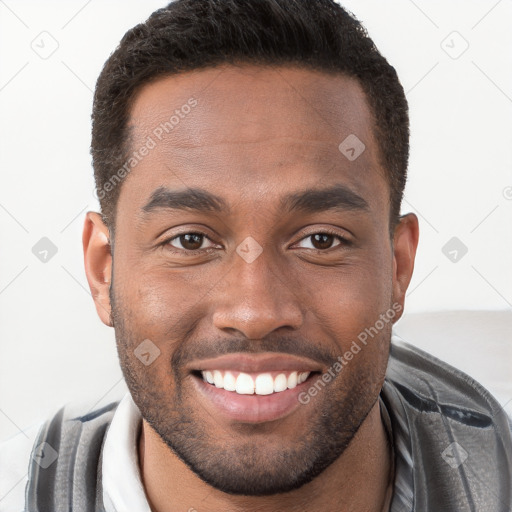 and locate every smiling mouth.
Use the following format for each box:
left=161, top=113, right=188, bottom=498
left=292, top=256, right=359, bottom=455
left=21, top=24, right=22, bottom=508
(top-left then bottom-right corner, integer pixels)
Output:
left=191, top=369, right=320, bottom=396
left=189, top=367, right=322, bottom=423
